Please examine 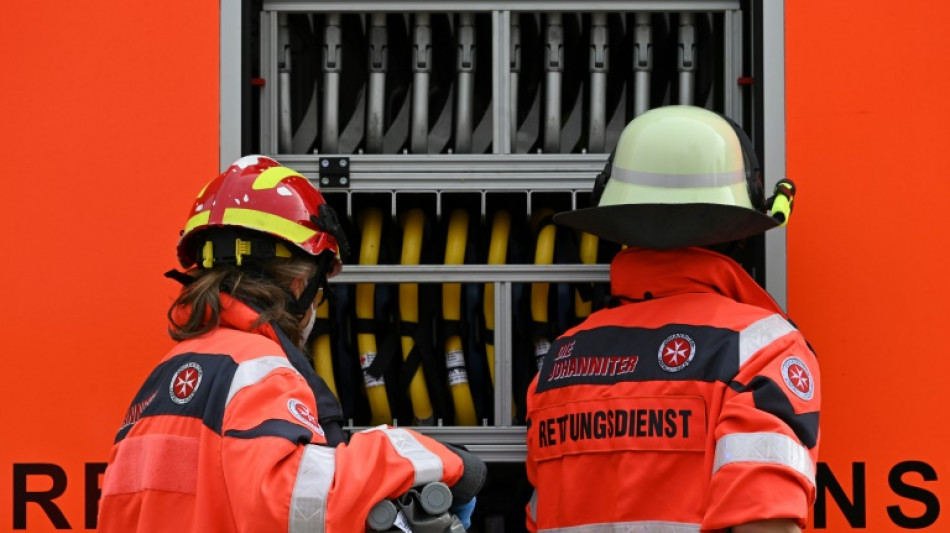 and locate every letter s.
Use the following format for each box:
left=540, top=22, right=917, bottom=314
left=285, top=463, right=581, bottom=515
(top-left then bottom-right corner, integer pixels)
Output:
left=886, top=461, right=939, bottom=529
